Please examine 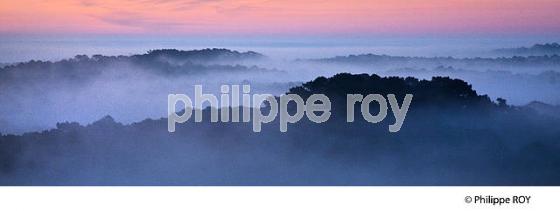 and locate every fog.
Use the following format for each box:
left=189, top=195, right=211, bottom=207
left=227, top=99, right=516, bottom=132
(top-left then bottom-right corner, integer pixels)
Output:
left=2, top=42, right=560, bottom=134
left=0, top=38, right=559, bottom=185
left=0, top=49, right=297, bottom=134
left=1, top=73, right=559, bottom=185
